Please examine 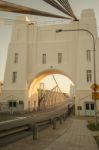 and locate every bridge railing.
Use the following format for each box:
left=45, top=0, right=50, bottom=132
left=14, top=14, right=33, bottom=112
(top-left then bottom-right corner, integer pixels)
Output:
left=0, top=103, right=73, bottom=141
